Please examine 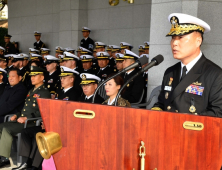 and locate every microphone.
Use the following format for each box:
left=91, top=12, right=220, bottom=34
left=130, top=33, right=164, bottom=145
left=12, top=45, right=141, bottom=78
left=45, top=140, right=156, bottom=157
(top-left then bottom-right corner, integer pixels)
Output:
left=122, top=55, right=148, bottom=72
left=91, top=55, right=148, bottom=103
left=141, top=54, right=164, bottom=72
left=114, top=54, right=164, bottom=106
